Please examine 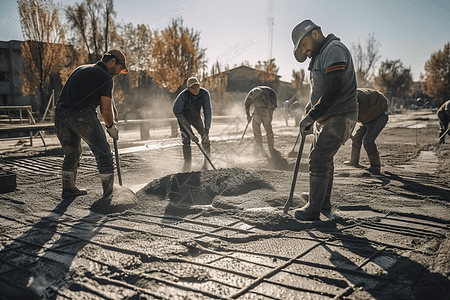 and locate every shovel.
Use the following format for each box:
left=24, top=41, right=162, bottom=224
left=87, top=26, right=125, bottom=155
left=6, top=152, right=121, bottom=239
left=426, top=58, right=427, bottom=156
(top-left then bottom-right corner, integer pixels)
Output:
left=439, top=127, right=450, bottom=142
left=288, top=132, right=301, bottom=158
left=113, top=139, right=123, bottom=186
left=102, top=138, right=137, bottom=213
left=238, top=108, right=256, bottom=147
left=288, top=123, right=317, bottom=158
left=180, top=121, right=216, bottom=170
left=192, top=138, right=216, bottom=170
left=283, top=131, right=306, bottom=214
left=92, top=138, right=137, bottom=214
